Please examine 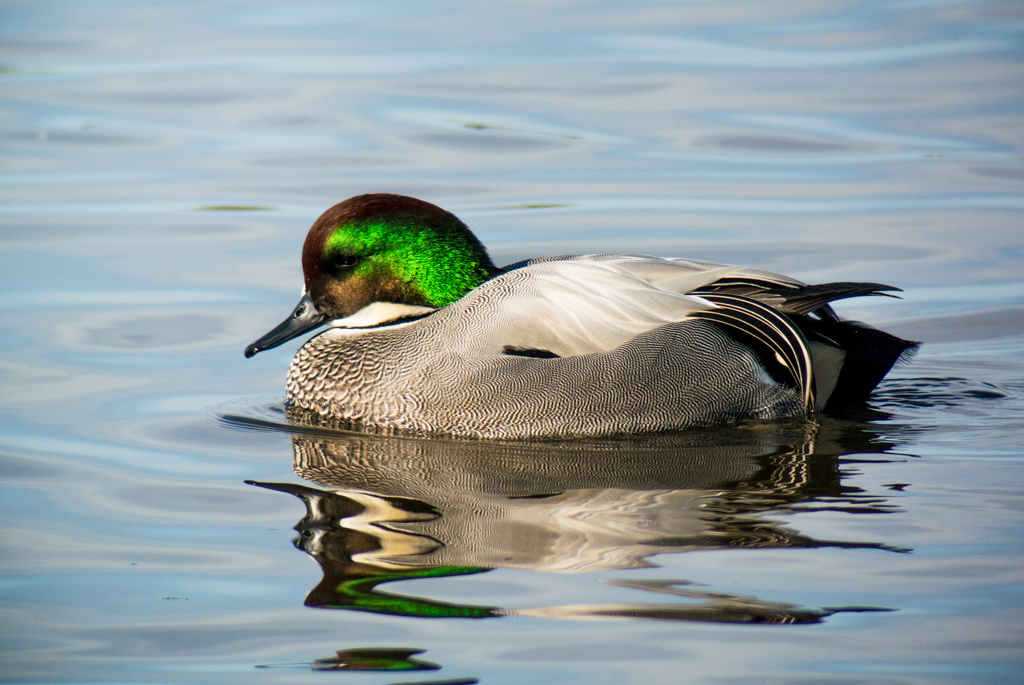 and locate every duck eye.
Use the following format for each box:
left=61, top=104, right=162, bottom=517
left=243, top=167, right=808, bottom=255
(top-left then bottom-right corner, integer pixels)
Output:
left=329, top=254, right=360, bottom=272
